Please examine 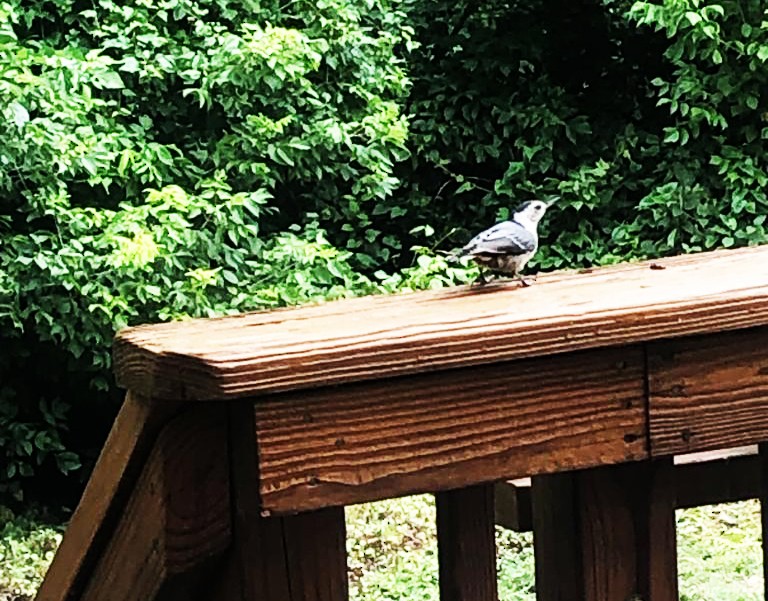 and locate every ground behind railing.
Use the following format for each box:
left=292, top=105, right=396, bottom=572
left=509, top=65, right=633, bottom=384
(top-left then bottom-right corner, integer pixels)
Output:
left=1, top=496, right=761, bottom=601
